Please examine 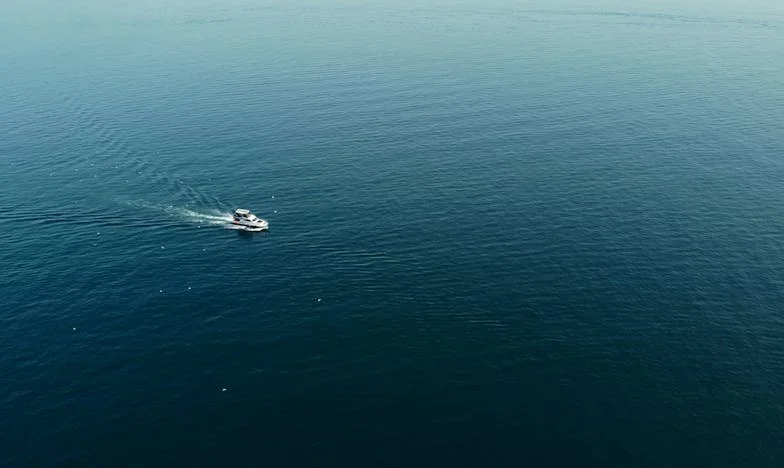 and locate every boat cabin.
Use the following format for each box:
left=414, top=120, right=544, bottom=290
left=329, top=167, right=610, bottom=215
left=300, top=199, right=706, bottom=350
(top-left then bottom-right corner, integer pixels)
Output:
left=234, top=208, right=261, bottom=222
